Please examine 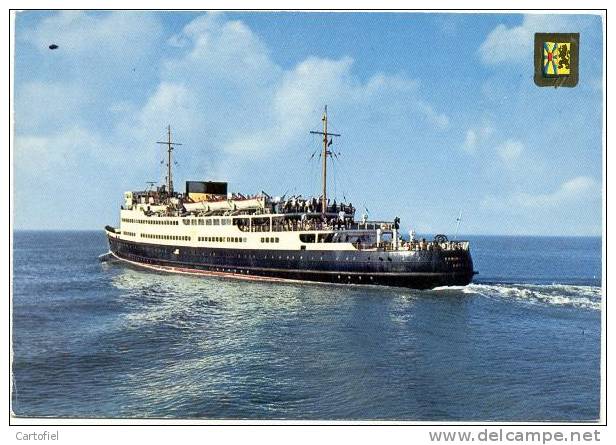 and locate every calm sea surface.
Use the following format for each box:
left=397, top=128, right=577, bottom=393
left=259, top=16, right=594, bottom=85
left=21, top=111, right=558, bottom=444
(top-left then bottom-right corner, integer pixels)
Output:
left=12, top=231, right=602, bottom=420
